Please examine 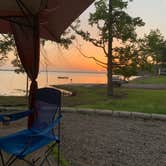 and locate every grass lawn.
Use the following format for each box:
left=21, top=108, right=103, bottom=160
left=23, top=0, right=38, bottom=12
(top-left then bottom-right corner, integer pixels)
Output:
left=0, top=85, right=166, bottom=115
left=56, top=85, right=166, bottom=115
left=0, top=96, right=27, bottom=107
left=131, top=75, right=166, bottom=84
